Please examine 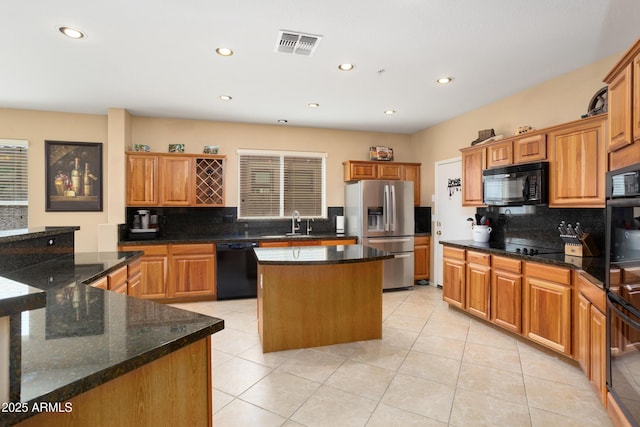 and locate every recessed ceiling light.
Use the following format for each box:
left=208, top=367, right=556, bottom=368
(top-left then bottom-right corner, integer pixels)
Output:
left=57, top=26, right=86, bottom=39
left=308, top=103, right=320, bottom=108
left=436, top=76, right=454, bottom=85
left=338, top=63, right=354, bottom=71
left=384, top=110, right=396, bottom=115
left=277, top=119, right=288, bottom=124
left=219, top=95, right=232, bottom=101
left=216, top=47, right=234, bottom=56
